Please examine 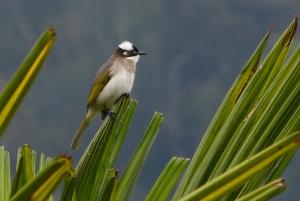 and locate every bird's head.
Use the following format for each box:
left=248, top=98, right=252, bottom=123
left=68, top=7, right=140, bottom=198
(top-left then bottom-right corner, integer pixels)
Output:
left=115, top=41, right=146, bottom=63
